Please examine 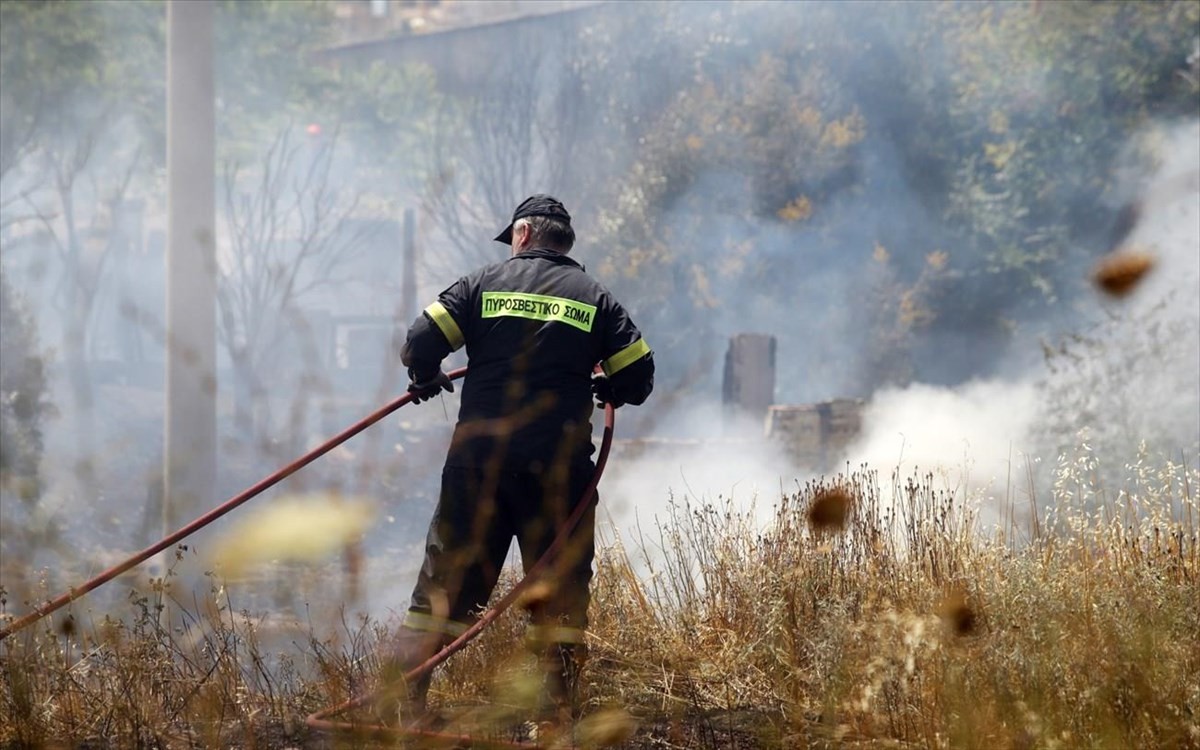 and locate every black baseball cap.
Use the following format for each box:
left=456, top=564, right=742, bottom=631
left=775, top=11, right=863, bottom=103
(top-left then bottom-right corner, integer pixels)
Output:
left=494, top=194, right=572, bottom=244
